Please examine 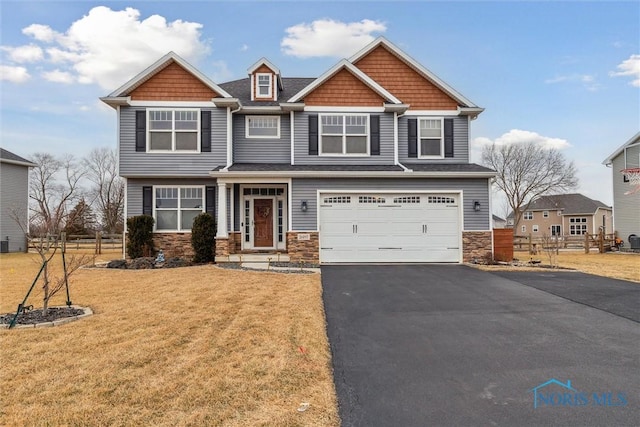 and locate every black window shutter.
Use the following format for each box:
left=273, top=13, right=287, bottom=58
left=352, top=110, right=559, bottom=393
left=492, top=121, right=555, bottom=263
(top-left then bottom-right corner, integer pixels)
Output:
left=370, top=115, right=380, bottom=155
left=135, top=111, right=146, bottom=152
left=444, top=118, right=454, bottom=158
left=309, top=114, right=318, bottom=155
left=205, top=186, right=215, bottom=217
left=408, top=118, right=417, bottom=158
left=201, top=110, right=211, bottom=152
left=142, top=186, right=152, bottom=216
